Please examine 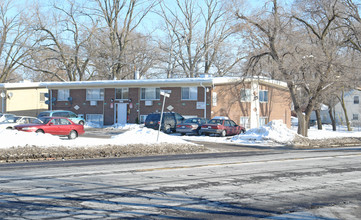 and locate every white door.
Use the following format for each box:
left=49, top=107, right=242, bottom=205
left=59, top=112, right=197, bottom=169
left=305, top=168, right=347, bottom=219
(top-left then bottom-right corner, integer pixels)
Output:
left=114, top=103, right=127, bottom=124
